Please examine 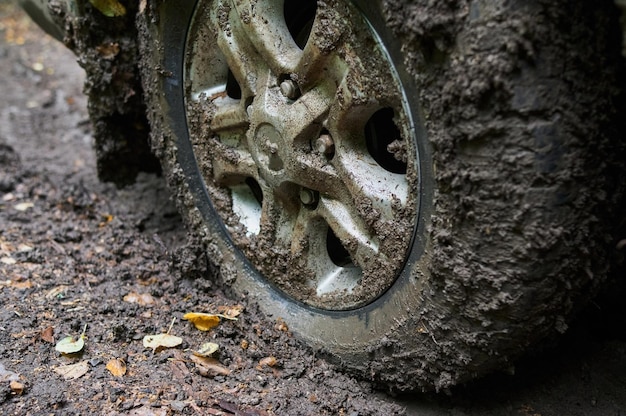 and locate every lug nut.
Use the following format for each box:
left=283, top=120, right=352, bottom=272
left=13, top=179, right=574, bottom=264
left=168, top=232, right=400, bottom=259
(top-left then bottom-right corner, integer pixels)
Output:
left=315, top=134, right=335, bottom=156
left=280, top=79, right=299, bottom=100
left=299, top=188, right=317, bottom=206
